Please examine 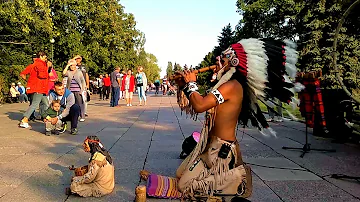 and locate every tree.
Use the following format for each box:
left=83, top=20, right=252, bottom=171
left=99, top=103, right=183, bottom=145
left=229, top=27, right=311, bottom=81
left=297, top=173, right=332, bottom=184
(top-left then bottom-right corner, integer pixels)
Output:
left=136, top=50, right=161, bottom=83
left=214, top=23, right=235, bottom=57
left=235, top=0, right=360, bottom=93
left=173, top=62, right=182, bottom=72
left=166, top=62, right=173, bottom=77
left=0, top=0, right=161, bottom=102
left=196, top=24, right=236, bottom=89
